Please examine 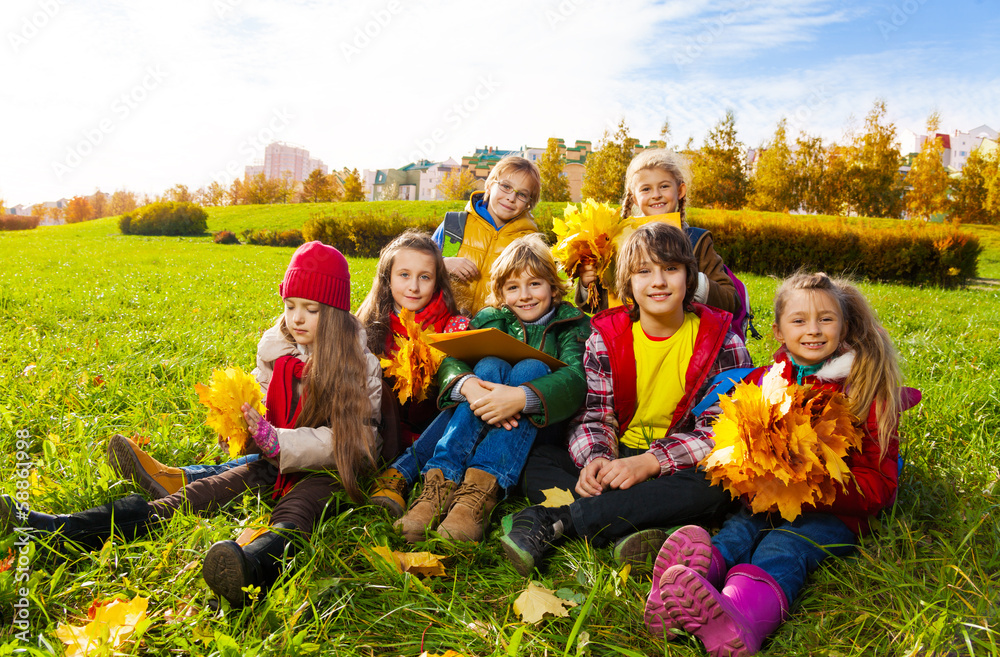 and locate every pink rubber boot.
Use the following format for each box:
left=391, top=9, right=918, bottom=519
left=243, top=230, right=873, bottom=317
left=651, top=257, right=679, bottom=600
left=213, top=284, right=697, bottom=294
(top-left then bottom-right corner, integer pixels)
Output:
left=644, top=525, right=727, bottom=639
left=660, top=563, right=790, bottom=656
